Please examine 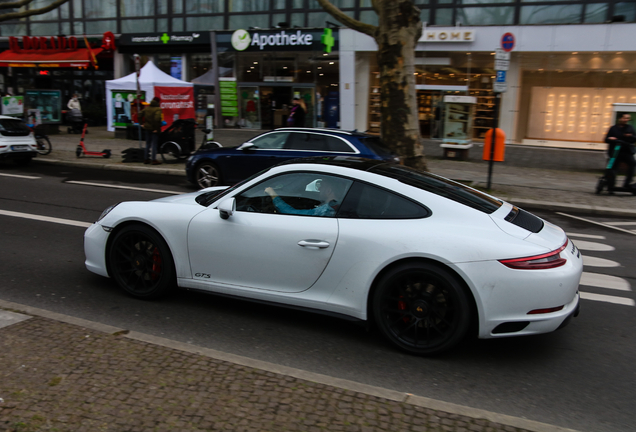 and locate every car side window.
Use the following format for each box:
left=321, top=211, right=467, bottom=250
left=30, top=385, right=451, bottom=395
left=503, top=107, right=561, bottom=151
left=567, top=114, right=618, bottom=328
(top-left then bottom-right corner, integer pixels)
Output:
left=286, top=133, right=330, bottom=151
left=235, top=172, right=353, bottom=217
left=250, top=132, right=290, bottom=149
left=338, top=181, right=429, bottom=219
left=326, top=136, right=356, bottom=152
